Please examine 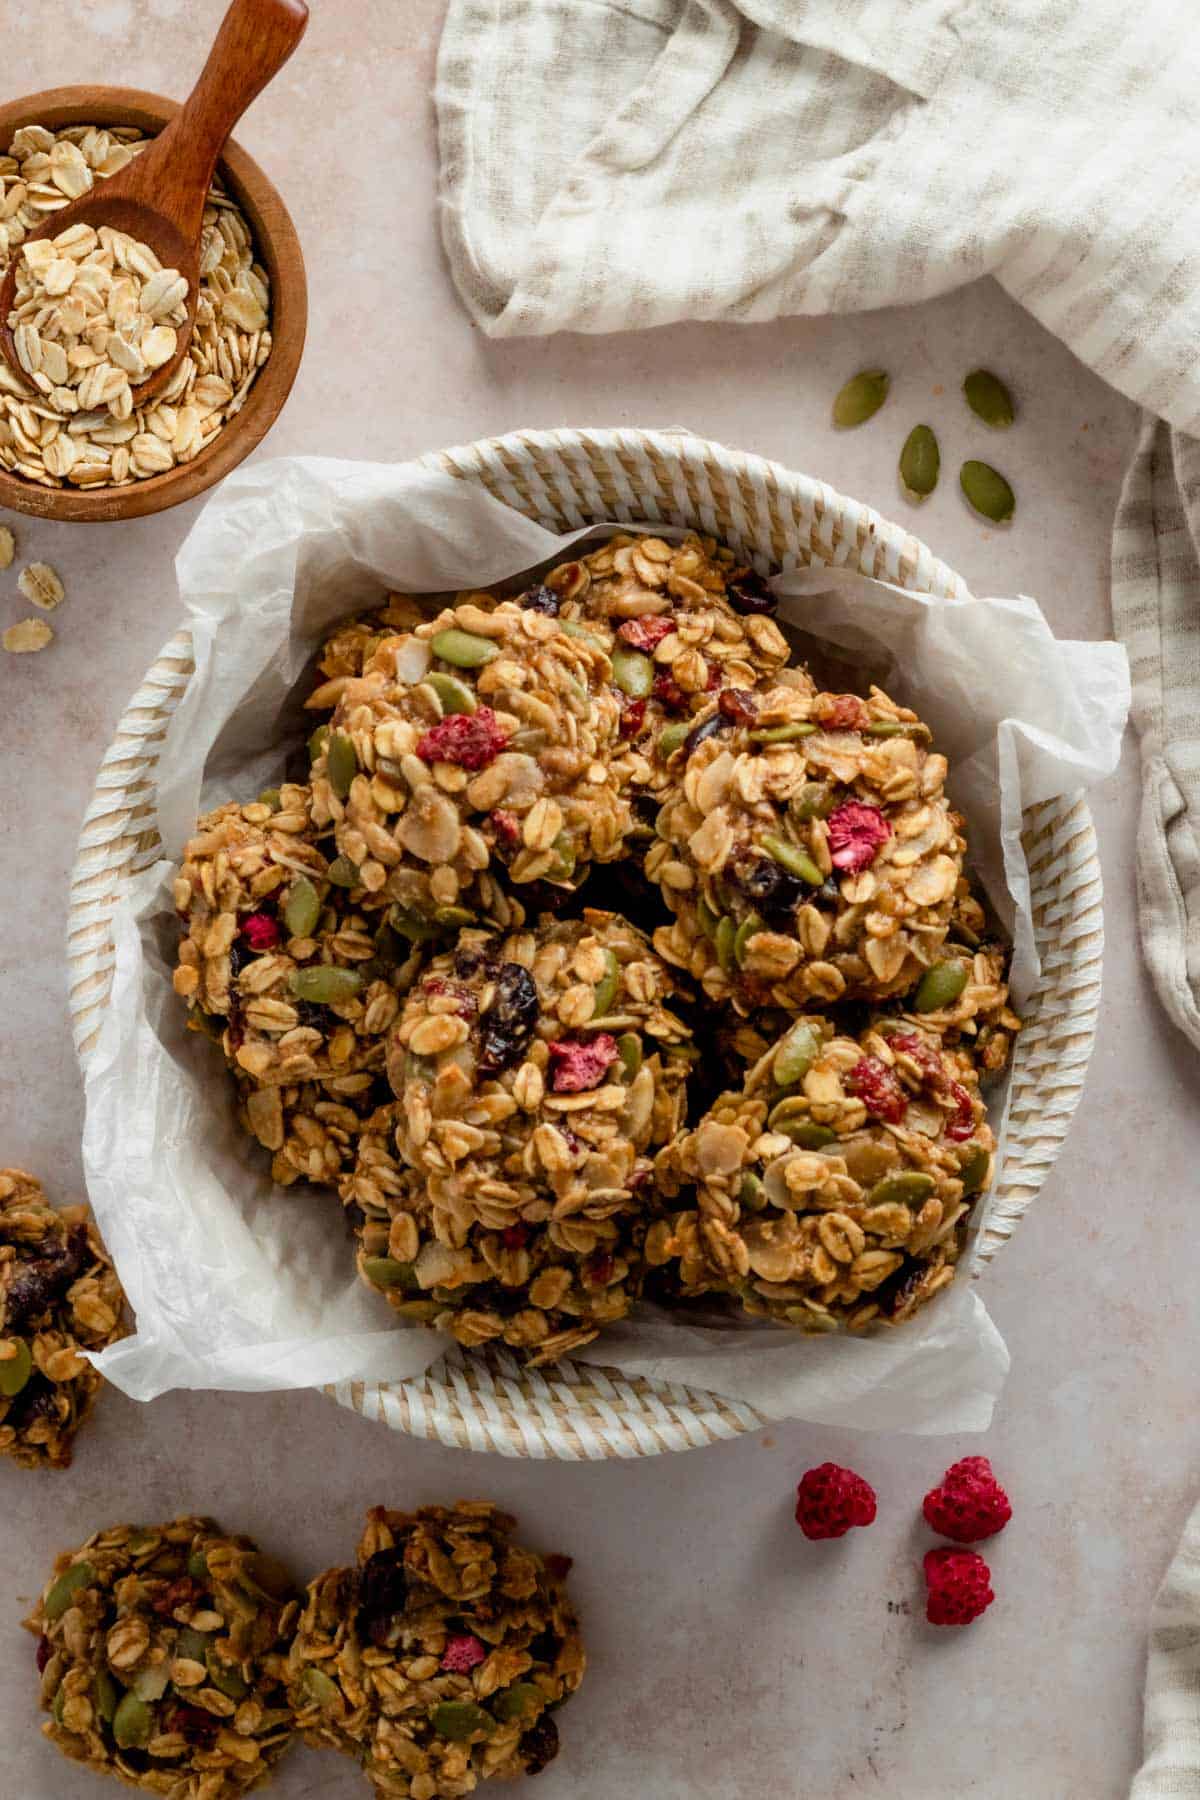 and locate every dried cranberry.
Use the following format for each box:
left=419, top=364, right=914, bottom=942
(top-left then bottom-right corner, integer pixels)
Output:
left=356, top=1548, right=408, bottom=1646
left=3, top=1225, right=89, bottom=1332
left=822, top=693, right=870, bottom=732
left=477, top=963, right=539, bottom=1075
left=617, top=615, right=673, bottom=651
left=521, top=1715, right=560, bottom=1775
left=502, top=1223, right=530, bottom=1251
left=520, top=584, right=559, bottom=616
left=416, top=707, right=508, bottom=771
left=619, top=697, right=647, bottom=740
left=732, top=855, right=805, bottom=924
left=585, top=1251, right=615, bottom=1287
left=35, top=1636, right=52, bottom=1674
left=888, top=1031, right=949, bottom=1094
left=681, top=712, right=728, bottom=760
left=827, top=799, right=892, bottom=872
left=945, top=1082, right=977, bottom=1142
left=651, top=673, right=686, bottom=712
left=240, top=911, right=280, bottom=952
left=846, top=1056, right=908, bottom=1124
left=725, top=569, right=777, bottom=615
left=164, top=1703, right=220, bottom=1751
left=718, top=687, right=759, bottom=726
left=547, top=1034, right=618, bottom=1093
